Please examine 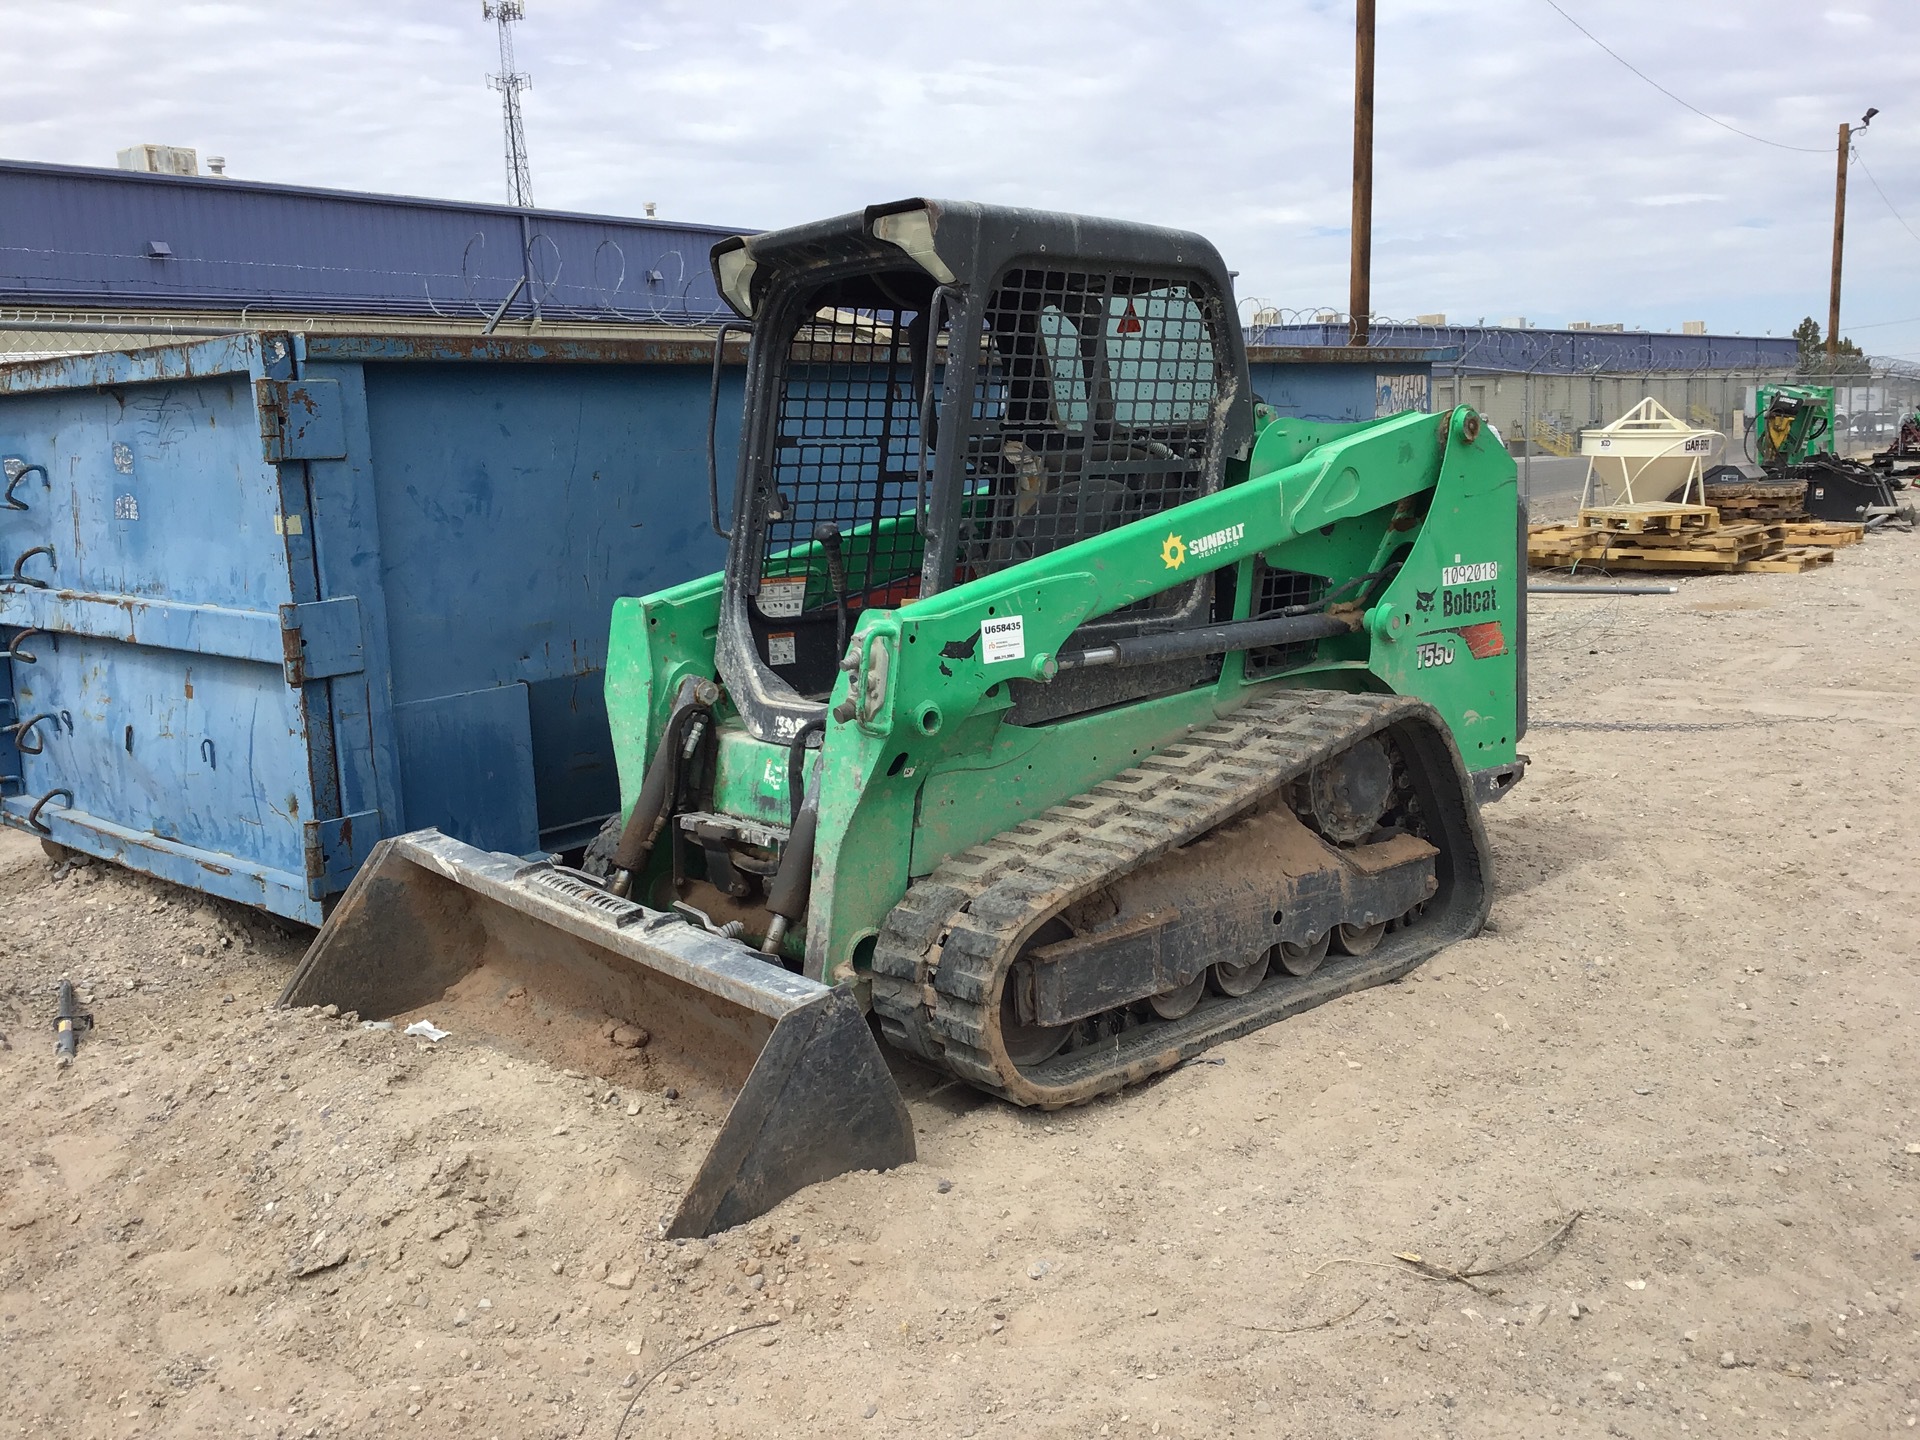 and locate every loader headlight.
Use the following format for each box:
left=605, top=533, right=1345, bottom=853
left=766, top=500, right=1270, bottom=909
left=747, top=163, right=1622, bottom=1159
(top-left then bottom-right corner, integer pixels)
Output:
left=715, top=241, right=759, bottom=319
left=870, top=206, right=956, bottom=284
